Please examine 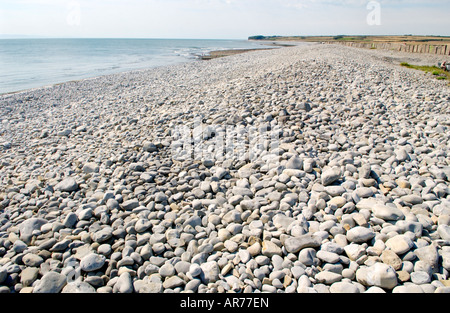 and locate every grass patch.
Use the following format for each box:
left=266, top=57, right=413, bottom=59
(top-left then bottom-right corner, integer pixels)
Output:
left=334, top=35, right=369, bottom=42
left=400, top=62, right=450, bottom=84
